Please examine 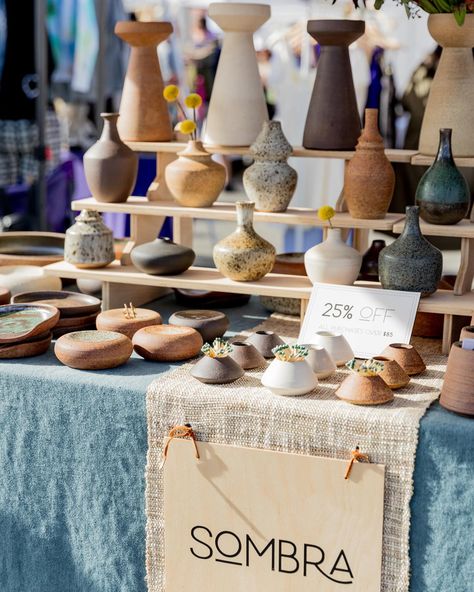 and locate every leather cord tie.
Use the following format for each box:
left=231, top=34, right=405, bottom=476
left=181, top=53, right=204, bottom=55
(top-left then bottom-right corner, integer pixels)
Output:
left=344, top=445, right=369, bottom=480
left=160, top=424, right=200, bottom=469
